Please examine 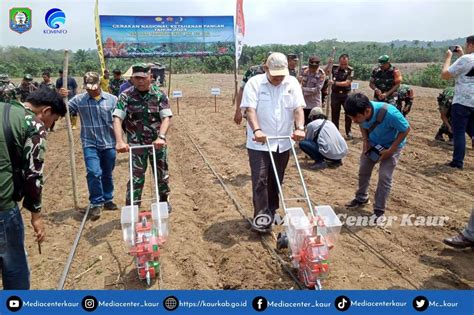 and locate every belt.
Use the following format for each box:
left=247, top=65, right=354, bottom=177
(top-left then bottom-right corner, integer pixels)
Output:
left=334, top=90, right=349, bottom=95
